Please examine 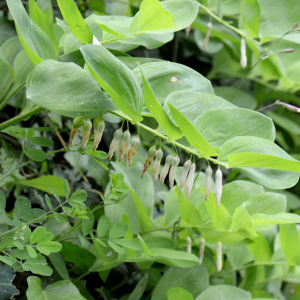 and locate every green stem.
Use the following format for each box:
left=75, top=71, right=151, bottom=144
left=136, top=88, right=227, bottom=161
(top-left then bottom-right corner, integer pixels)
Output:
left=0, top=161, right=31, bottom=183
left=0, top=82, right=26, bottom=109
left=197, top=3, right=260, bottom=45
left=0, top=106, right=44, bottom=131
